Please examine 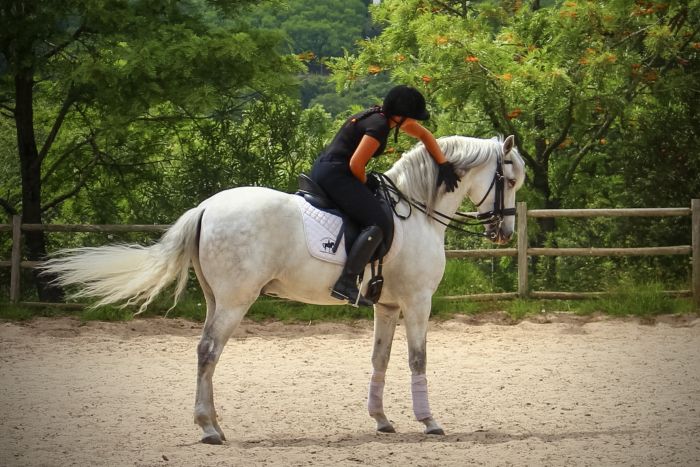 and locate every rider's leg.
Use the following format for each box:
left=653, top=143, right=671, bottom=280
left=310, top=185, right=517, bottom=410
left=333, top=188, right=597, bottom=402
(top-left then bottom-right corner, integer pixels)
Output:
left=311, top=161, right=392, bottom=306
left=330, top=225, right=383, bottom=307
